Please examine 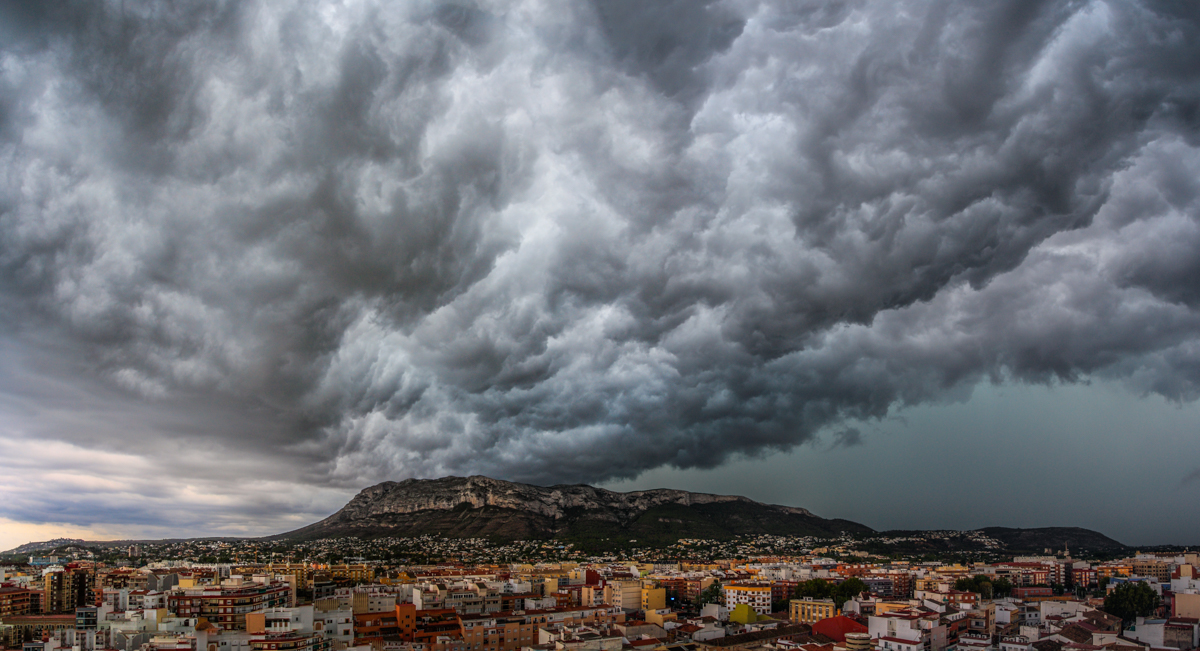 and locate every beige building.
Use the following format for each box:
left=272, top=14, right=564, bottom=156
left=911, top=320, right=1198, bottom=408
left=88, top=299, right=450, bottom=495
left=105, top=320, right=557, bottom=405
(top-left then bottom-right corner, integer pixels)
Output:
left=607, top=580, right=642, bottom=611
left=1175, top=593, right=1200, bottom=619
left=1132, top=560, right=1172, bottom=582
